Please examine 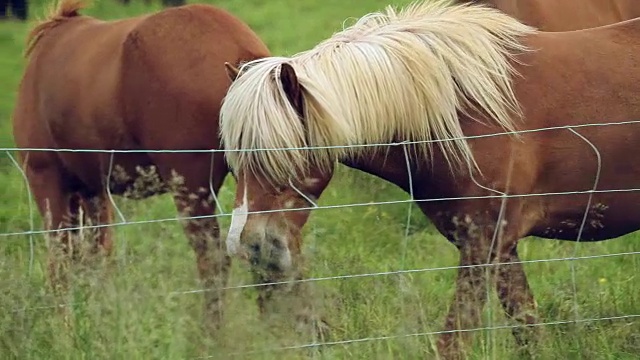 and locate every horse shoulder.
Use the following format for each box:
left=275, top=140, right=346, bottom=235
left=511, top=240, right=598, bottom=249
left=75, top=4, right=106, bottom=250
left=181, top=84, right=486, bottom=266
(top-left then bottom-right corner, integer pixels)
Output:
left=119, top=3, right=269, bottom=104
left=119, top=4, right=269, bottom=152
left=124, top=4, right=267, bottom=57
